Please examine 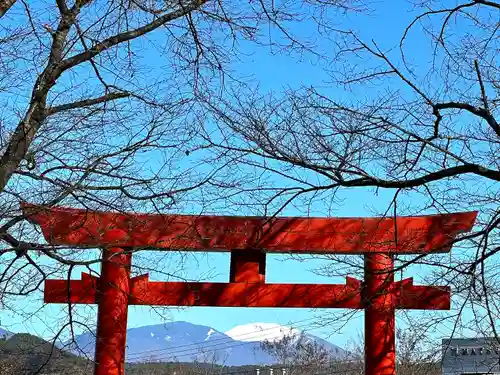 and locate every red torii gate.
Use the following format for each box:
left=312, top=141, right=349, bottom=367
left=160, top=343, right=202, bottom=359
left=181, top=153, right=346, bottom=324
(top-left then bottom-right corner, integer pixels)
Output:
left=22, top=203, right=477, bottom=375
